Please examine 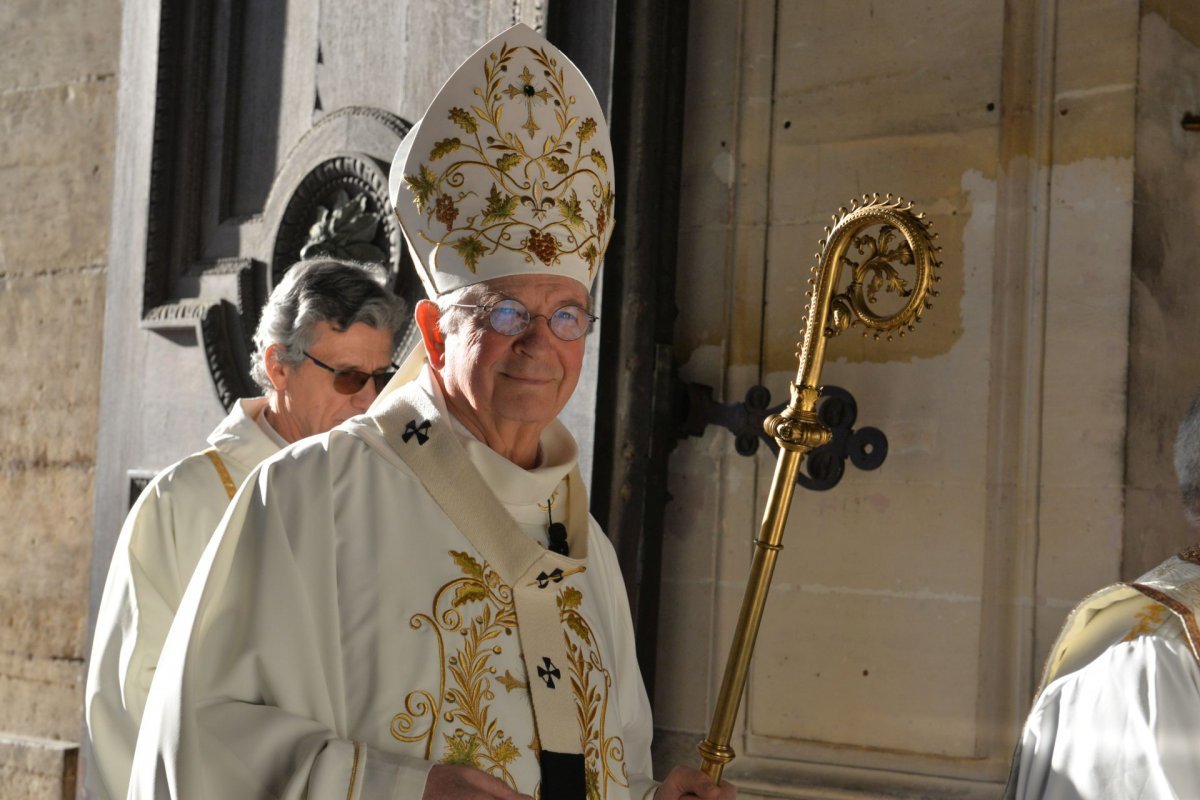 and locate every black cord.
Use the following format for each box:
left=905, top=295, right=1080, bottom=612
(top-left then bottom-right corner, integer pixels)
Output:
left=546, top=496, right=569, bottom=556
